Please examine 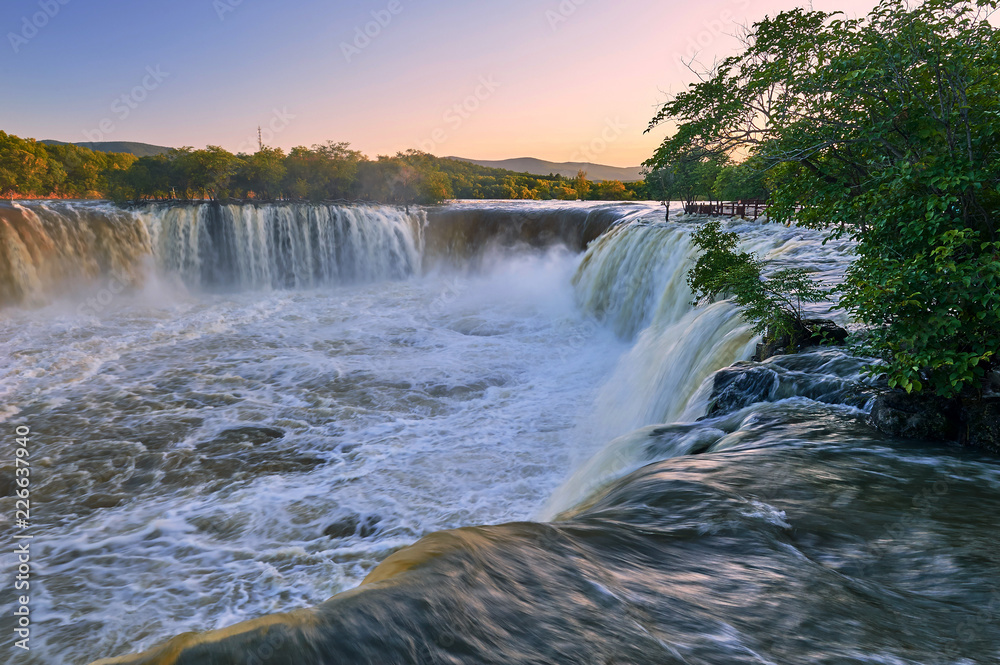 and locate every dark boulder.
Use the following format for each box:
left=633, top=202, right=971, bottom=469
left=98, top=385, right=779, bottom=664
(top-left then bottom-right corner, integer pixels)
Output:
left=707, top=363, right=780, bottom=417
left=196, top=426, right=287, bottom=456
left=960, top=398, right=1000, bottom=454
left=800, top=318, right=849, bottom=345
left=753, top=338, right=791, bottom=364
left=868, top=391, right=960, bottom=441
left=0, top=467, right=14, bottom=497
left=324, top=514, right=381, bottom=539
left=753, top=318, right=849, bottom=362
left=870, top=390, right=1000, bottom=455
left=706, top=351, right=874, bottom=418
left=208, top=426, right=286, bottom=447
